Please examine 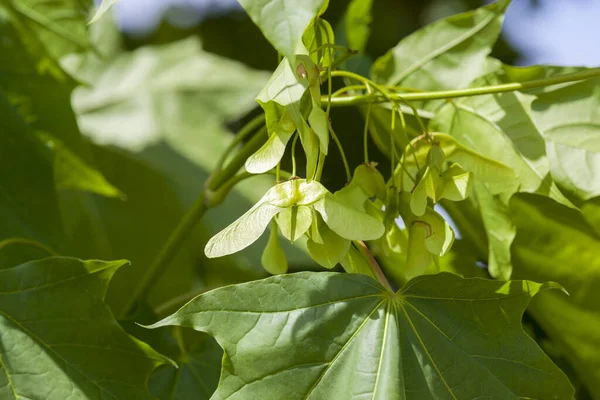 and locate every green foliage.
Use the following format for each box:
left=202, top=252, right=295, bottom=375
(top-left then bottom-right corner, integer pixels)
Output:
left=148, top=272, right=573, bottom=399
left=0, top=258, right=169, bottom=399
left=1, top=0, right=599, bottom=398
